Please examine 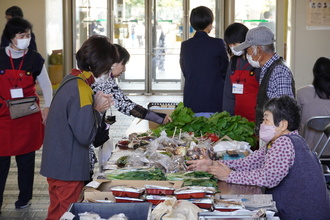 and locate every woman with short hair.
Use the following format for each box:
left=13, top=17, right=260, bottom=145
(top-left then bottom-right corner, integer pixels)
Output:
left=0, top=17, right=52, bottom=211
left=188, top=96, right=330, bottom=219
left=180, top=6, right=228, bottom=114
left=40, top=35, right=117, bottom=220
left=92, top=44, right=172, bottom=124
left=222, top=22, right=260, bottom=122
